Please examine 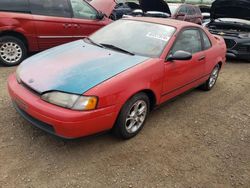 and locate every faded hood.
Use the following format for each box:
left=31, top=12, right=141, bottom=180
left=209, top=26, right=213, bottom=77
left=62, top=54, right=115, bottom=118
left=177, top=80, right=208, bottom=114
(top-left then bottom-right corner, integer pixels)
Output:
left=90, top=0, right=116, bottom=17
left=211, top=0, right=250, bottom=20
left=139, top=0, right=171, bottom=15
left=18, top=40, right=148, bottom=95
